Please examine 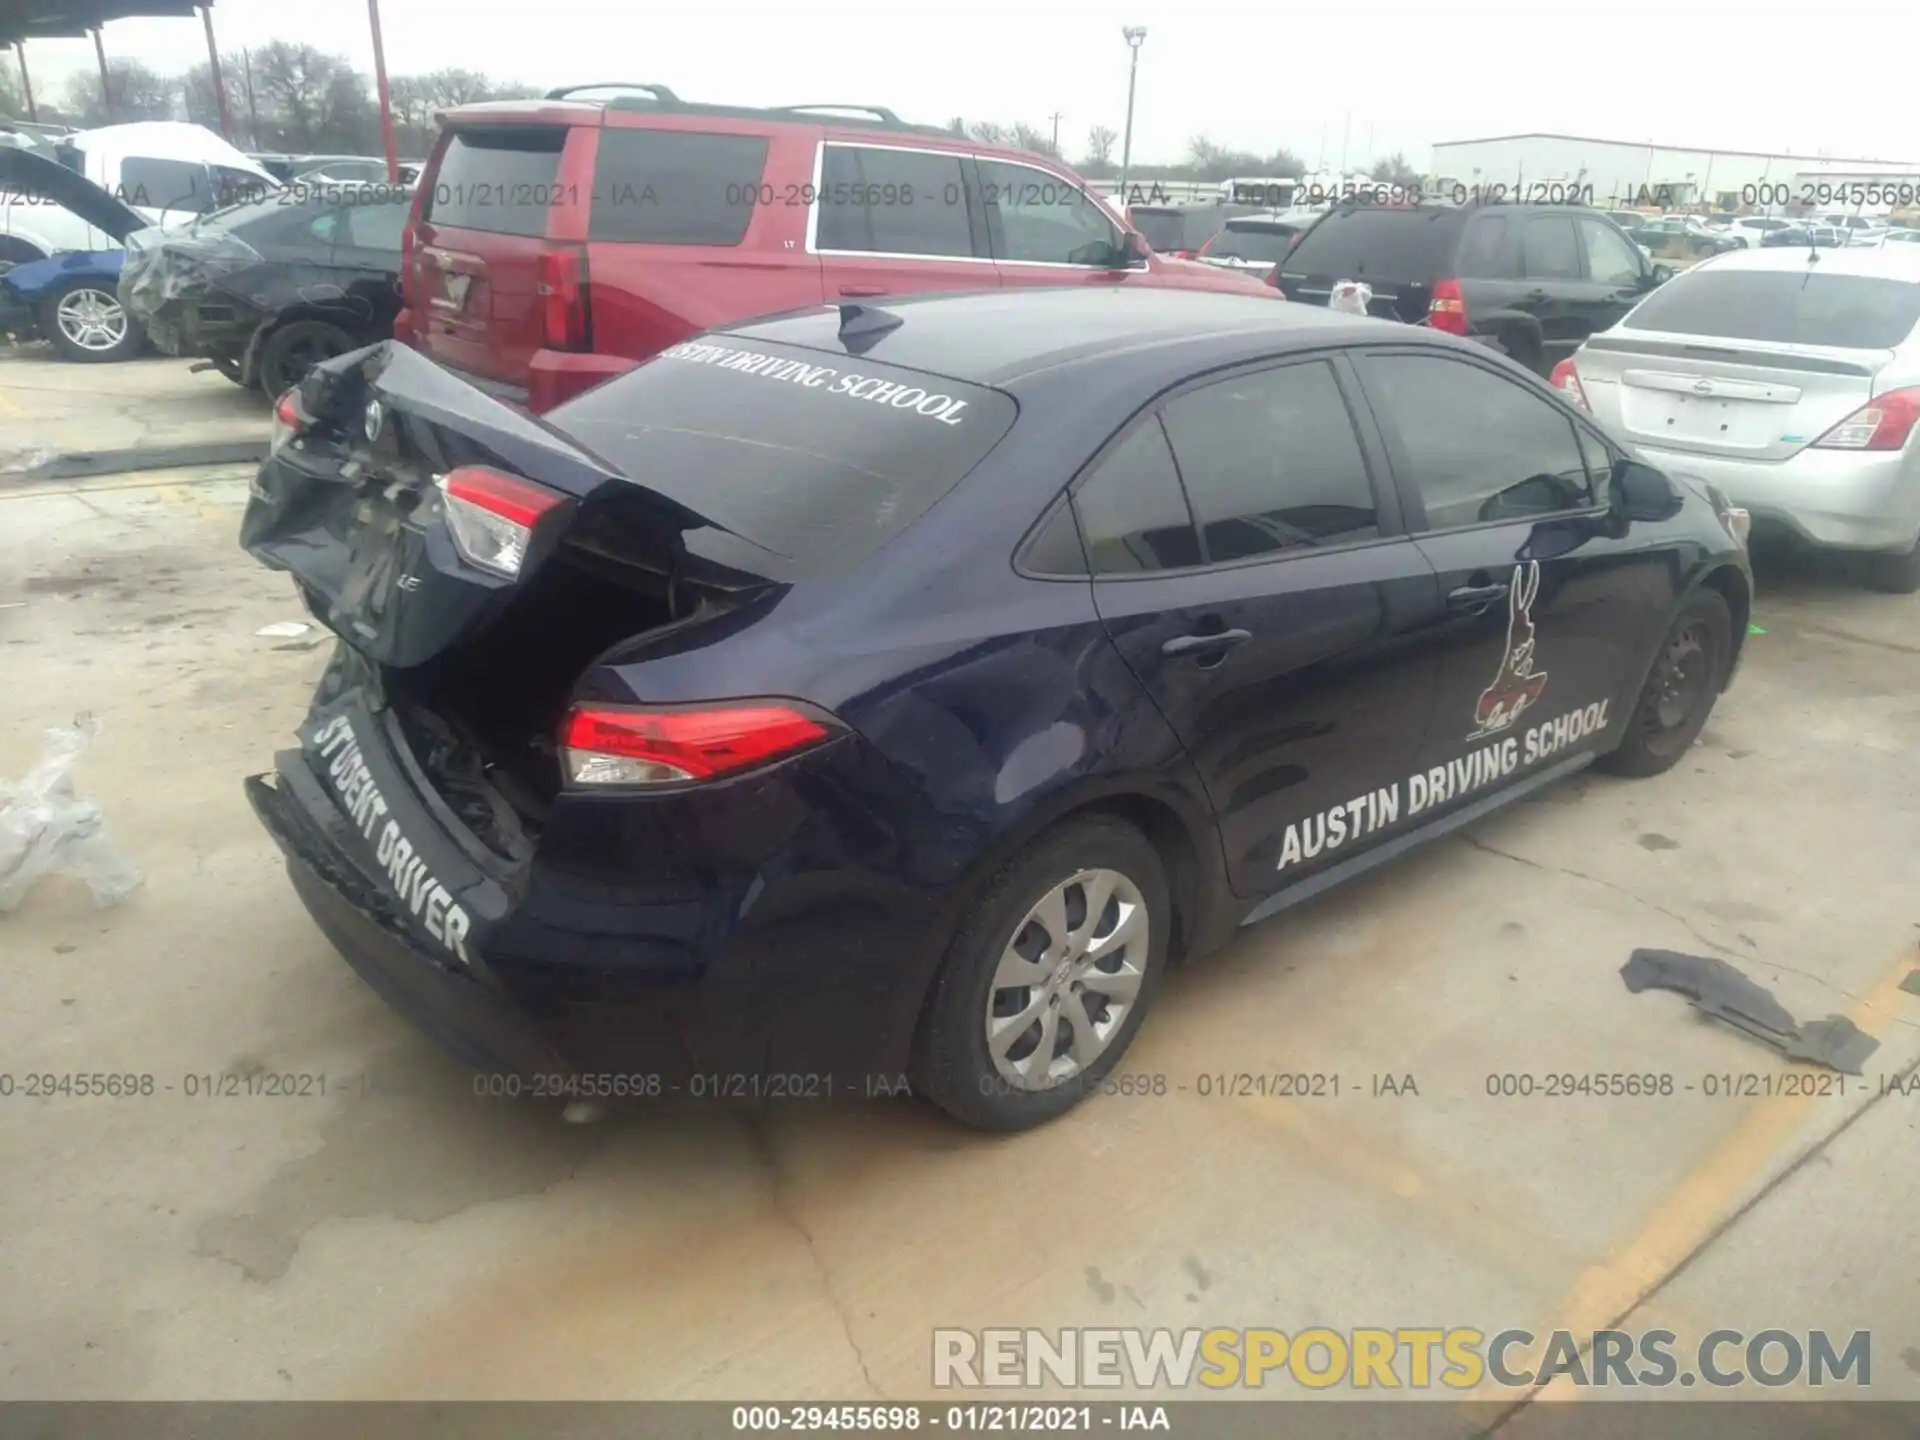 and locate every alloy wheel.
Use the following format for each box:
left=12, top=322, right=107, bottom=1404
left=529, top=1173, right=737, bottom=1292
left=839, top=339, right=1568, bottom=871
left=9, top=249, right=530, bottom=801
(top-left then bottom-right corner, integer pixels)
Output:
left=54, top=288, right=129, bottom=351
left=984, top=868, right=1148, bottom=1091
